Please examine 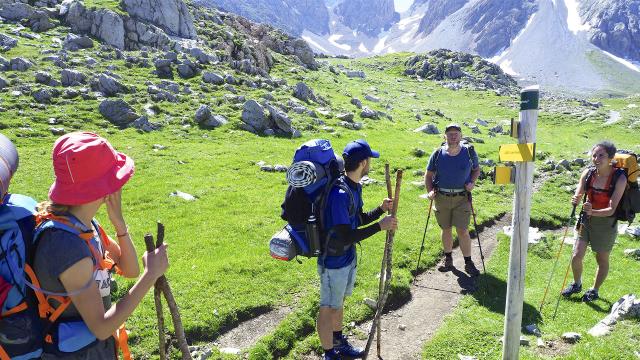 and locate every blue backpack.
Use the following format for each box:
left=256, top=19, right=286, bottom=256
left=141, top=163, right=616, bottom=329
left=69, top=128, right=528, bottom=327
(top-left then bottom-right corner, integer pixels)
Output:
left=271, top=139, right=354, bottom=260
left=0, top=193, right=43, bottom=360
